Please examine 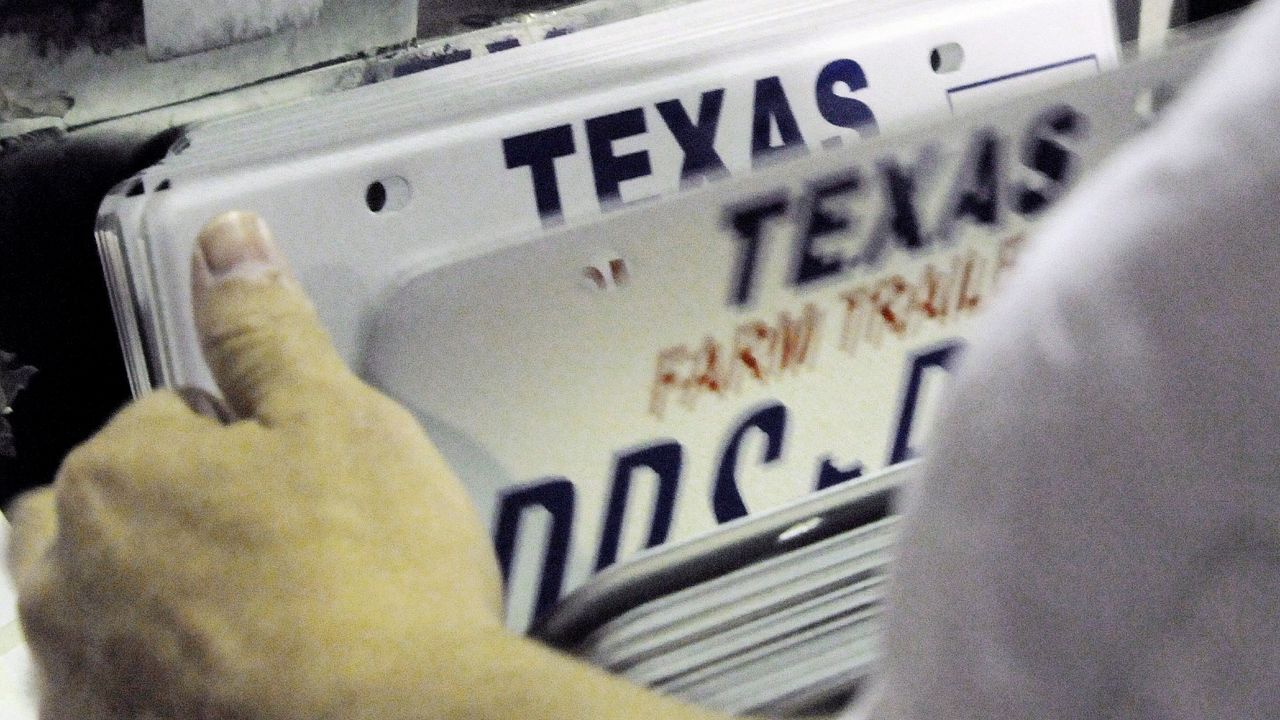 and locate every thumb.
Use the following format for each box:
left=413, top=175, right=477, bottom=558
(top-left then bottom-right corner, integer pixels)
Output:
left=192, top=211, right=356, bottom=423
